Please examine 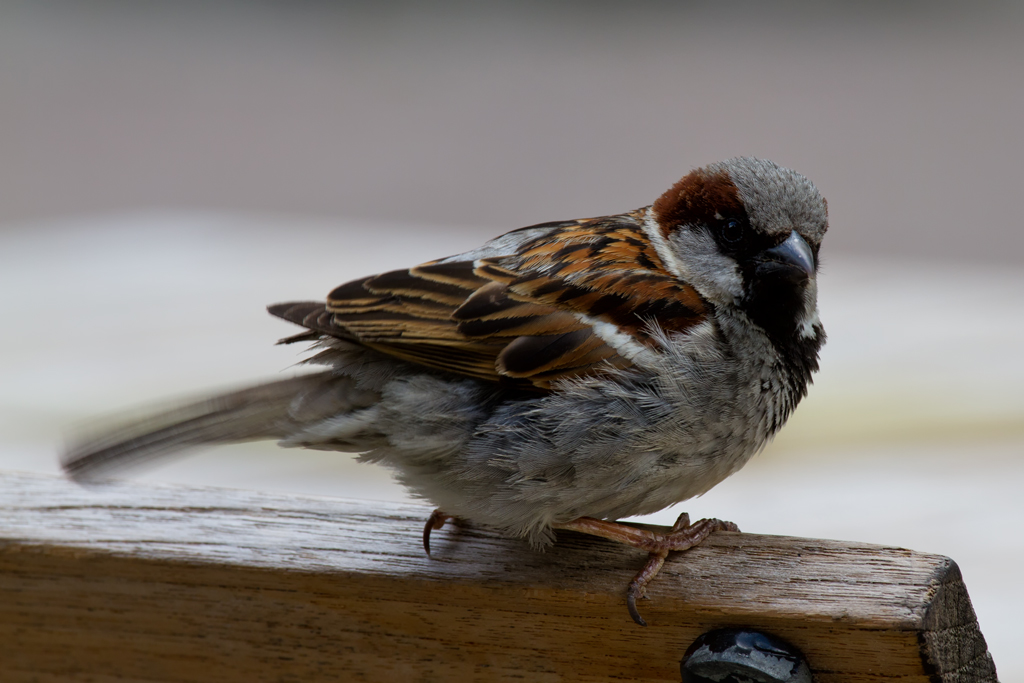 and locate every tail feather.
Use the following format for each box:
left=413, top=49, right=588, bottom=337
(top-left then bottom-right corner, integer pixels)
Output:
left=62, top=372, right=348, bottom=483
